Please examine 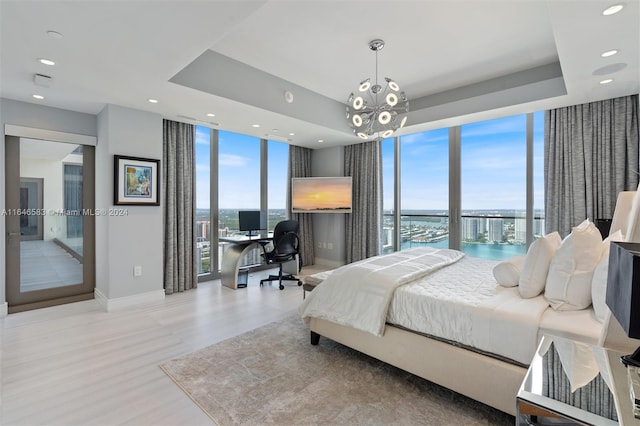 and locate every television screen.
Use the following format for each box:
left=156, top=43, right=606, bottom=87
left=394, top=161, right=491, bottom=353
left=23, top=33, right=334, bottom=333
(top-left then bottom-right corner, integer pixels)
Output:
left=291, top=177, right=352, bottom=213
left=238, top=210, right=265, bottom=235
